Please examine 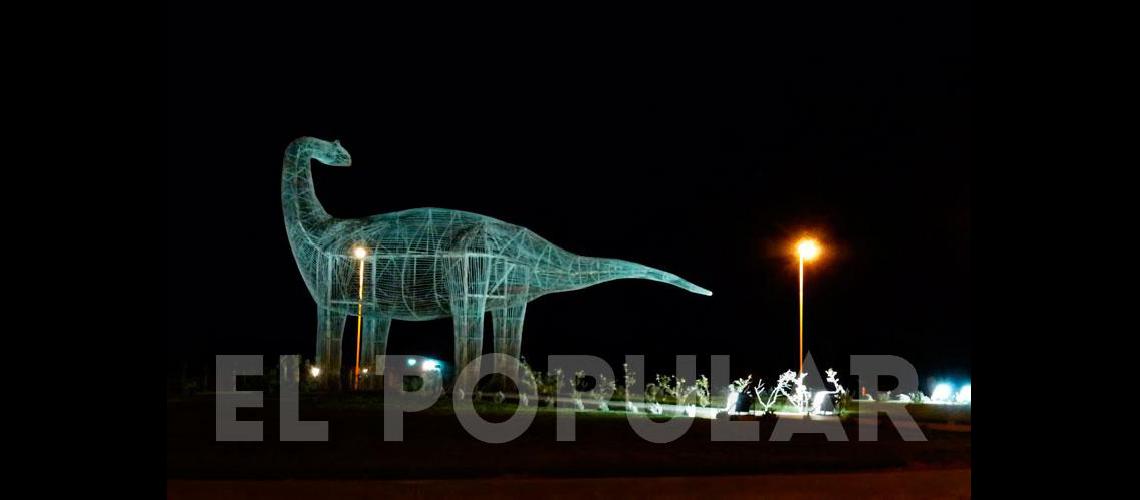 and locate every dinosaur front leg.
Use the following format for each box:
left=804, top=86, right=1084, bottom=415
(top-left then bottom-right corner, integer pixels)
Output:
left=451, top=312, right=485, bottom=390
left=360, top=315, right=391, bottom=390
left=315, top=306, right=346, bottom=391
left=447, top=255, right=491, bottom=389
